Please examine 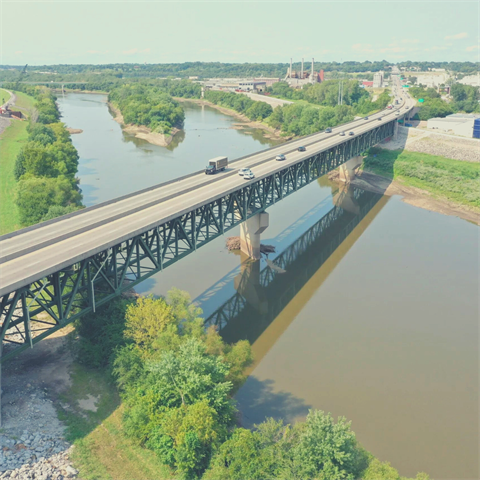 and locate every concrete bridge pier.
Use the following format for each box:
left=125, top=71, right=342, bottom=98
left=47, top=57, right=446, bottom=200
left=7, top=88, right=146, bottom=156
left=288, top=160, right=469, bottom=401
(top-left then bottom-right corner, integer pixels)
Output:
left=393, top=120, right=399, bottom=140
left=234, top=254, right=268, bottom=315
left=338, top=156, right=363, bottom=184
left=240, top=212, right=269, bottom=260
left=333, top=184, right=360, bottom=214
